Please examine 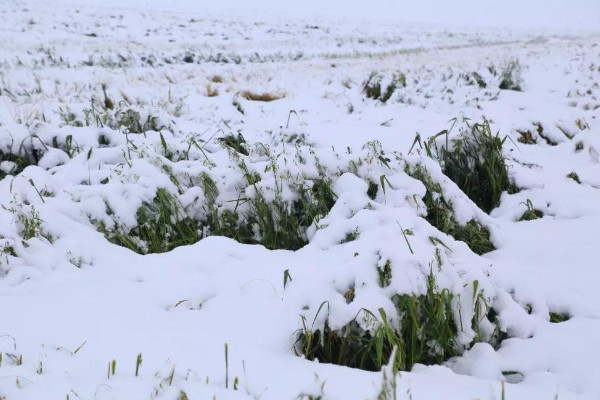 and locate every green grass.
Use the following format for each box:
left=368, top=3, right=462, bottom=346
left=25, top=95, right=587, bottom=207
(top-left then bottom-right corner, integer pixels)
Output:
left=516, top=129, right=536, bottom=145
left=98, top=162, right=337, bottom=253
left=218, top=133, right=249, bottom=156
left=0, top=133, right=49, bottom=178
left=518, top=199, right=543, bottom=221
left=363, top=72, right=406, bottom=103
left=367, top=180, right=379, bottom=200
left=376, top=259, right=392, bottom=288
left=4, top=202, right=45, bottom=241
left=0, top=151, right=32, bottom=178
left=211, top=163, right=337, bottom=250
left=59, top=99, right=166, bottom=133
left=497, top=60, right=522, bottom=91
left=464, top=71, right=487, bottom=88
left=98, top=189, right=201, bottom=254
left=406, top=164, right=495, bottom=255
left=566, top=171, right=581, bottom=184
left=451, top=220, right=495, bottom=255
left=295, top=273, right=492, bottom=372
left=437, top=119, right=515, bottom=214
left=550, top=312, right=569, bottom=323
